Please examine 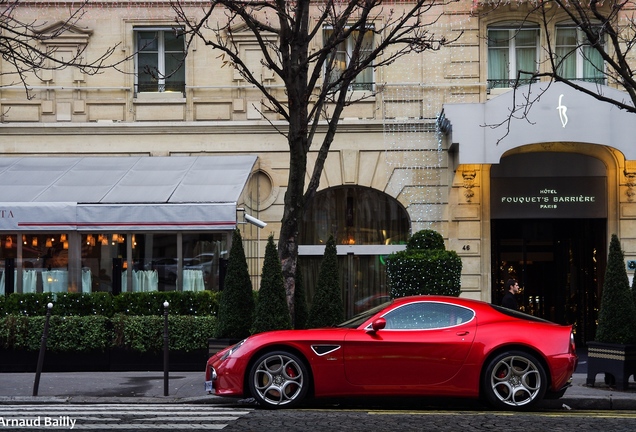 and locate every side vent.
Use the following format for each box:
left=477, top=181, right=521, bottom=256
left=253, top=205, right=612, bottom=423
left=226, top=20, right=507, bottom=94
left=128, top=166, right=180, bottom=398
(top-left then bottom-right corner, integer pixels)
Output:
left=311, top=345, right=341, bottom=356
